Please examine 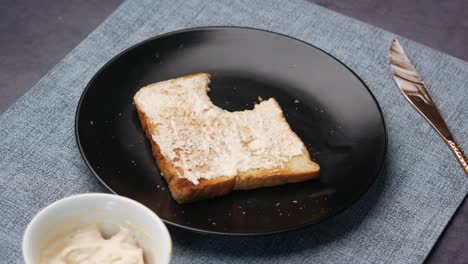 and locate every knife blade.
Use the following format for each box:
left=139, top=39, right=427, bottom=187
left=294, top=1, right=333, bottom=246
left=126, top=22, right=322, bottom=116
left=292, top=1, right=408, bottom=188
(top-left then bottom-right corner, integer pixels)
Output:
left=389, top=39, right=468, bottom=174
